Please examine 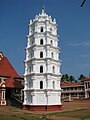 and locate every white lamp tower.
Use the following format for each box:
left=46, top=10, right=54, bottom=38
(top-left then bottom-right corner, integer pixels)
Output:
left=23, top=7, right=62, bottom=111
